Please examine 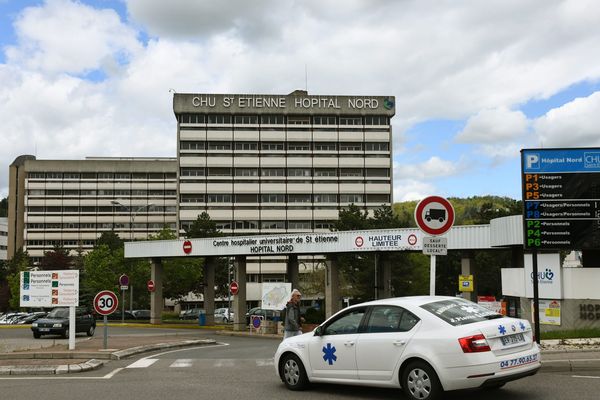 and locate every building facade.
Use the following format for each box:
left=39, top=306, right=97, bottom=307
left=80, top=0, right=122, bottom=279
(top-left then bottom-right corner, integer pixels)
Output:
left=7, top=156, right=178, bottom=262
left=0, top=217, right=7, bottom=261
left=173, top=90, right=395, bottom=280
